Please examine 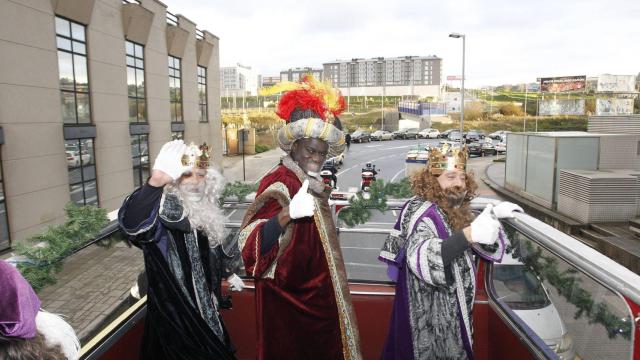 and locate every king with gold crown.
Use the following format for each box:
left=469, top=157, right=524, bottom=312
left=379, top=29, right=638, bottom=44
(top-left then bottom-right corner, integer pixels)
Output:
left=378, top=143, right=523, bottom=359
left=117, top=140, right=243, bottom=359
